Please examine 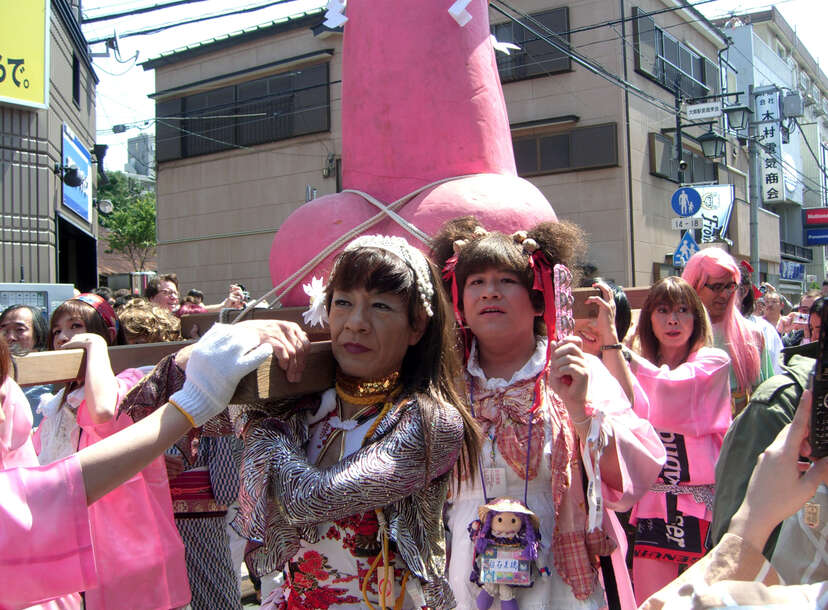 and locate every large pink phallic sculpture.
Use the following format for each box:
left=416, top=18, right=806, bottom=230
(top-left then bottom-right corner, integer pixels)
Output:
left=269, top=0, right=557, bottom=305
